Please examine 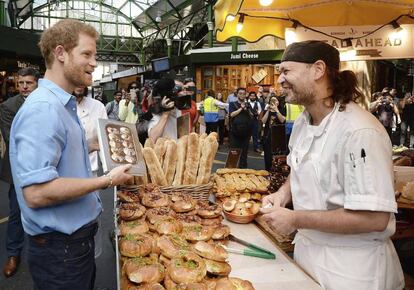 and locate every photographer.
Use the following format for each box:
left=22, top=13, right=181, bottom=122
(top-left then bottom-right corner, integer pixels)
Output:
left=400, top=92, right=414, bottom=148
left=118, top=91, right=139, bottom=124
left=147, top=78, right=191, bottom=142
left=370, top=92, right=401, bottom=140
left=247, top=91, right=262, bottom=153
